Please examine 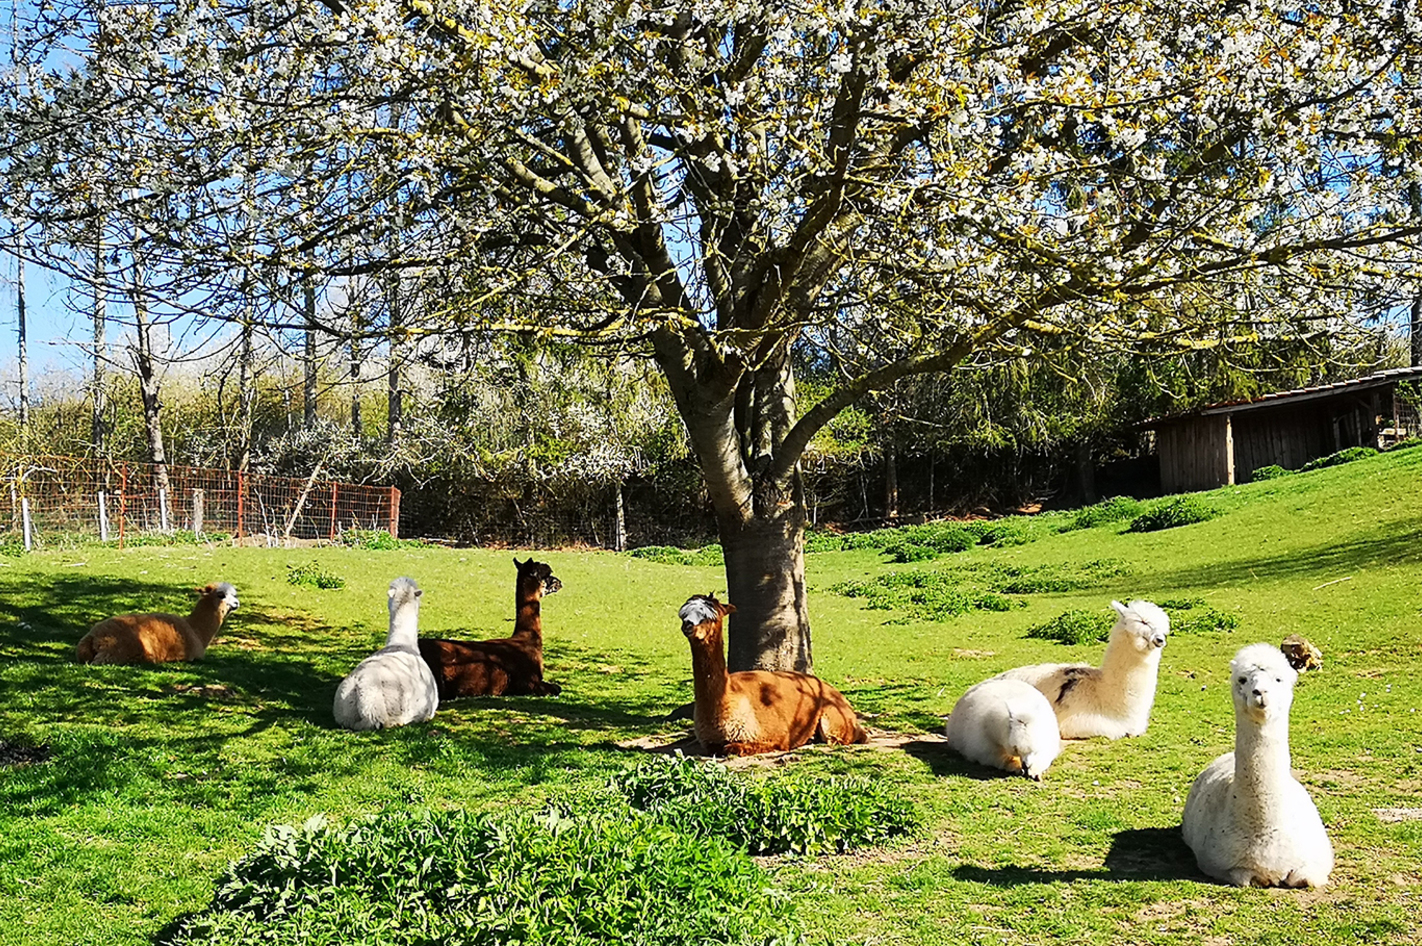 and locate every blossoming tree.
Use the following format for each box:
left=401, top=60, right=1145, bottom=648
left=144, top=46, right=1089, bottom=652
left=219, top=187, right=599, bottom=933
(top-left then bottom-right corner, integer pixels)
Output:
left=5, top=0, right=1420, bottom=669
